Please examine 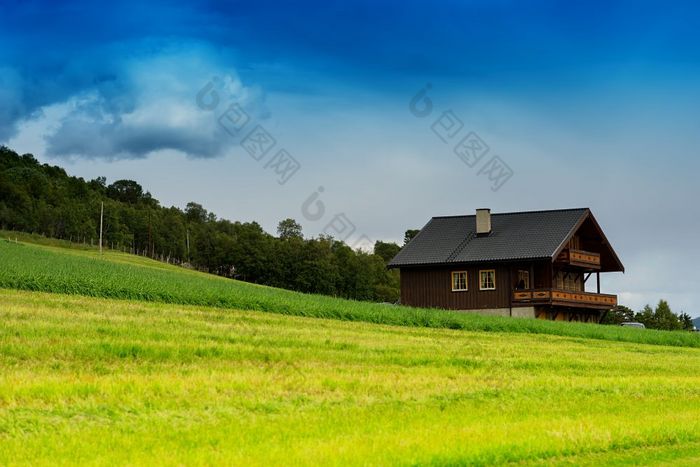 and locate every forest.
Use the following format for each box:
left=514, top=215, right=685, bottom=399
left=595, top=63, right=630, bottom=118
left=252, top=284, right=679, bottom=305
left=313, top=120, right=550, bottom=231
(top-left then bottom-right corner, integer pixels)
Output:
left=0, top=146, right=402, bottom=302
